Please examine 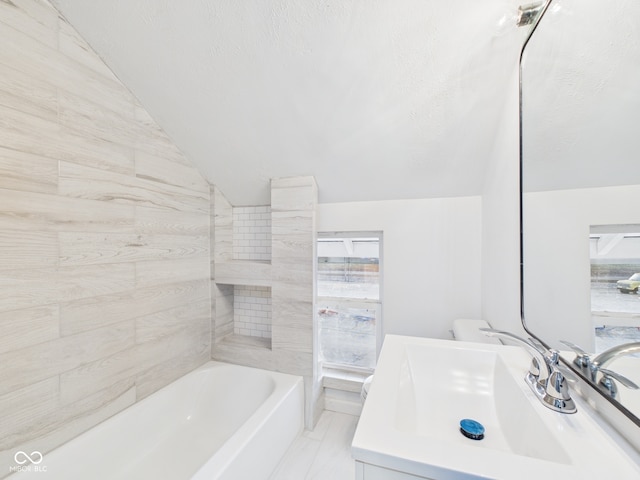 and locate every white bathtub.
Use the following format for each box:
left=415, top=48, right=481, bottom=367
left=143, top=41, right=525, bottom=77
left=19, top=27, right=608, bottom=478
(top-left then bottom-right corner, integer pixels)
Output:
left=10, top=362, right=304, bottom=480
